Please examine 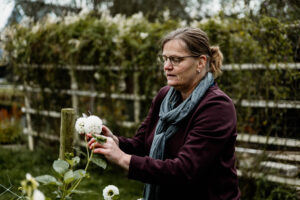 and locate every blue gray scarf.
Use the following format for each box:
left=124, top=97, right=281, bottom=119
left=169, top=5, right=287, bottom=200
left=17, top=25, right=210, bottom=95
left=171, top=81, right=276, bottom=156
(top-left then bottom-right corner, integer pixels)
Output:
left=143, top=72, right=214, bottom=200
